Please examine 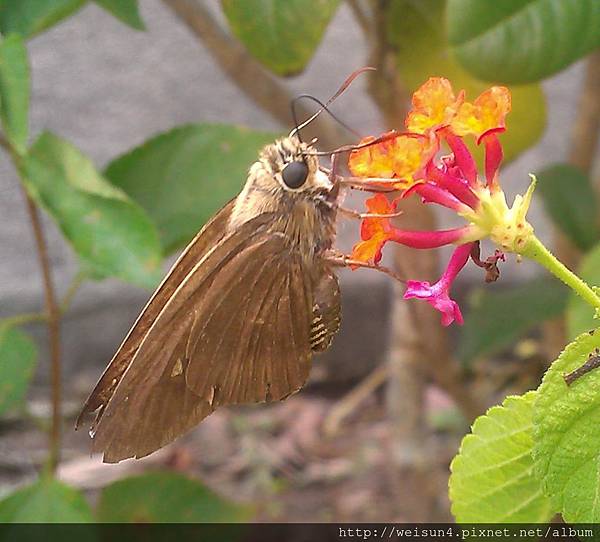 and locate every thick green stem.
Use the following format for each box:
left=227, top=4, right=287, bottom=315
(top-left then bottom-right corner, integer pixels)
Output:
left=522, top=235, right=600, bottom=311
